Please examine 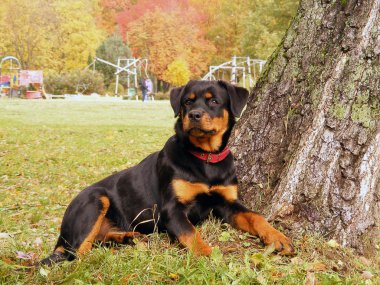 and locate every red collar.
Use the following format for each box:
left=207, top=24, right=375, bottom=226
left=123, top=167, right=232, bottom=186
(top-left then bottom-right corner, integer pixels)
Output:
left=189, top=148, right=231, bottom=163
